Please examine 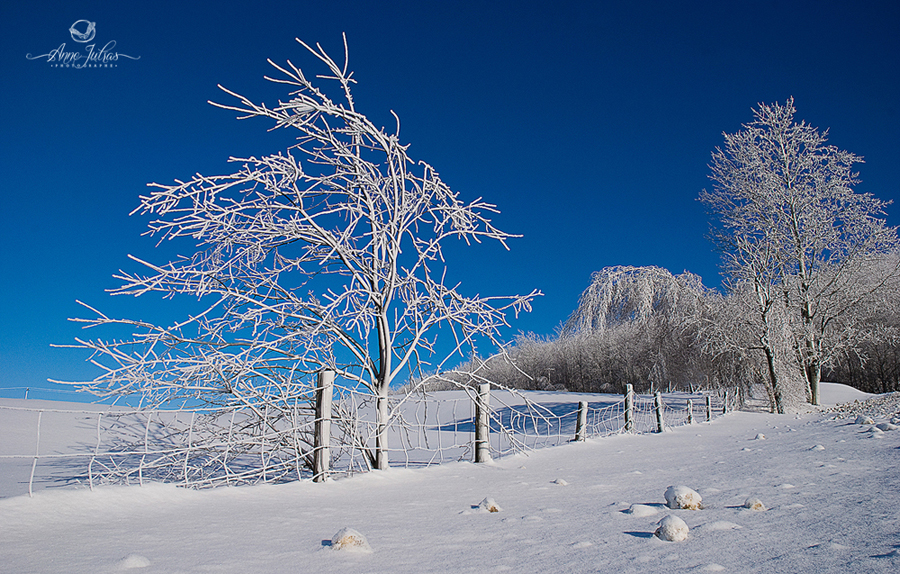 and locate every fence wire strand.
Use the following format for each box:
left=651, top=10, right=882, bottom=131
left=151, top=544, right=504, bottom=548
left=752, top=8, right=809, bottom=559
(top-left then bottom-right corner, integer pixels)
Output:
left=0, top=389, right=726, bottom=496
